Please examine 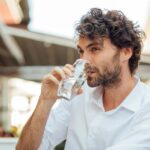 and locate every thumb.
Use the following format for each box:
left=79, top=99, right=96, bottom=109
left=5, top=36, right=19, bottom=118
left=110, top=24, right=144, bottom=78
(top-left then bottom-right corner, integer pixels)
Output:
left=73, top=88, right=83, bottom=95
